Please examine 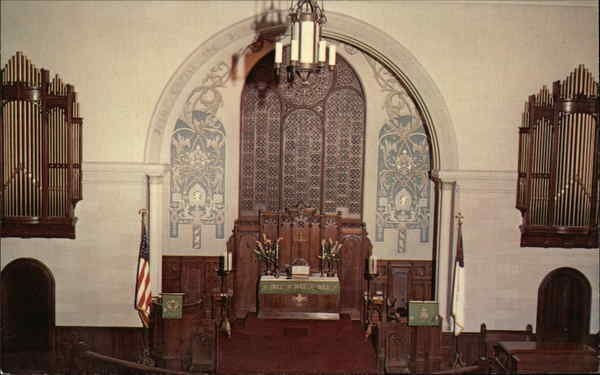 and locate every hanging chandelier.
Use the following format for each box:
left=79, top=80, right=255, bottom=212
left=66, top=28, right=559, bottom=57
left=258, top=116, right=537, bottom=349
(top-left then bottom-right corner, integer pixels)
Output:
left=274, top=0, right=336, bottom=83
